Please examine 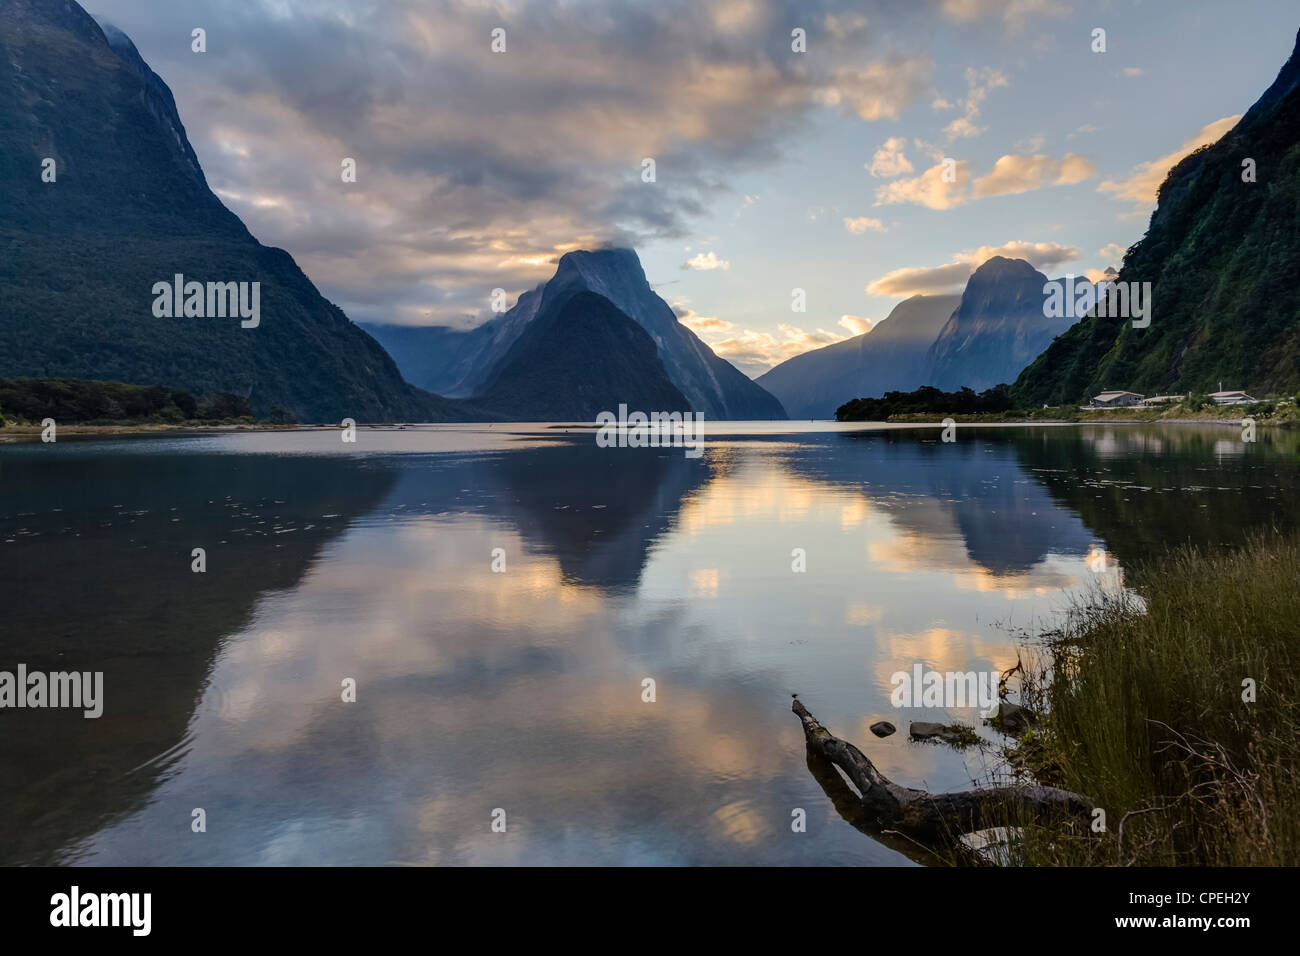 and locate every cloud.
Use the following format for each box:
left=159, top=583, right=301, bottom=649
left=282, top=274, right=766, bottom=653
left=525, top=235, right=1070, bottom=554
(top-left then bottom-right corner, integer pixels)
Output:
left=839, top=315, right=874, bottom=335
left=1098, top=242, right=1127, bottom=260
left=815, top=56, right=935, bottom=122
left=971, top=152, right=1097, bottom=198
left=878, top=152, right=1094, bottom=209
left=1122, top=67, right=1143, bottom=77
left=953, top=241, right=1081, bottom=271
left=941, top=67, right=1008, bottom=140
left=874, top=159, right=972, bottom=209
left=866, top=262, right=973, bottom=296
left=843, top=216, right=886, bottom=234
left=698, top=323, right=848, bottom=376
left=676, top=309, right=735, bottom=334
left=87, top=0, right=955, bottom=328
left=1098, top=115, right=1241, bottom=209
left=867, top=136, right=914, bottom=177
left=684, top=251, right=731, bottom=271
left=866, top=240, right=1081, bottom=296
left=940, top=0, right=1068, bottom=32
